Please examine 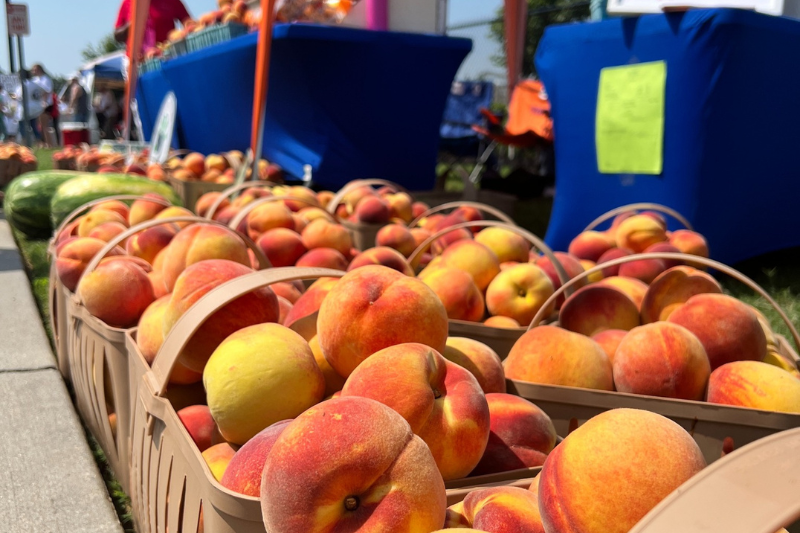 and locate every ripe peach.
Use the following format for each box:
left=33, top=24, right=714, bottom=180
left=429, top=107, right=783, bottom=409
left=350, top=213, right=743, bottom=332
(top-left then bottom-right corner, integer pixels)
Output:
left=504, top=326, right=613, bottom=390
left=182, top=152, right=206, bottom=177
left=668, top=293, right=767, bottom=370
left=221, top=419, right=292, bottom=496
left=591, top=329, right=627, bottom=365
left=568, top=230, right=616, bottom=262
left=615, top=214, right=668, bottom=252
left=177, top=405, right=220, bottom=452
left=261, top=396, right=446, bottom=532
left=411, top=201, right=430, bottom=219
left=614, top=322, right=710, bottom=400
left=596, top=247, right=633, bottom=277
left=87, top=221, right=129, bottom=244
left=125, top=225, right=175, bottom=265
left=598, top=276, right=648, bottom=310
left=534, top=252, right=586, bottom=308
left=384, top=192, right=414, bottom=223
left=136, top=294, right=171, bottom=364
left=56, top=237, right=125, bottom=292
left=318, top=266, right=448, bottom=378
left=475, top=226, right=531, bottom=264
left=539, top=409, right=706, bottom=533
left=485, top=263, right=554, bottom=326
left=201, top=442, right=236, bottom=482
left=78, top=258, right=155, bottom=327
left=422, top=267, right=485, bottom=322
left=316, top=190, right=335, bottom=209
left=471, top=393, right=556, bottom=476
left=484, top=316, right=521, bottom=329
left=153, top=206, right=195, bottom=228
left=347, top=247, right=414, bottom=276
left=77, top=209, right=127, bottom=237
left=457, top=486, right=543, bottom=532
left=309, top=335, right=346, bottom=397
left=578, top=260, right=602, bottom=283
left=195, top=191, right=229, bottom=217
left=355, top=196, right=391, bottom=224
left=439, top=240, right=500, bottom=292
left=301, top=219, right=352, bottom=256
left=247, top=201, right=295, bottom=240
left=376, top=224, right=416, bottom=257
left=707, top=361, right=800, bottom=413
left=204, top=154, right=228, bottom=172
left=269, top=281, right=303, bottom=304
left=617, top=257, right=666, bottom=284
left=278, top=186, right=321, bottom=212
left=257, top=228, right=307, bottom=268
left=296, top=207, right=330, bottom=224
left=669, top=229, right=709, bottom=258
left=640, top=266, right=722, bottom=323
left=164, top=259, right=280, bottom=373
left=443, top=337, right=506, bottom=394
left=283, top=277, right=339, bottom=341
left=161, top=223, right=251, bottom=291
left=90, top=200, right=130, bottom=221
left=644, top=242, right=684, bottom=269
left=295, top=248, right=348, bottom=270
left=341, top=344, right=490, bottom=480
left=559, top=285, right=640, bottom=337
left=277, top=296, right=293, bottom=324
